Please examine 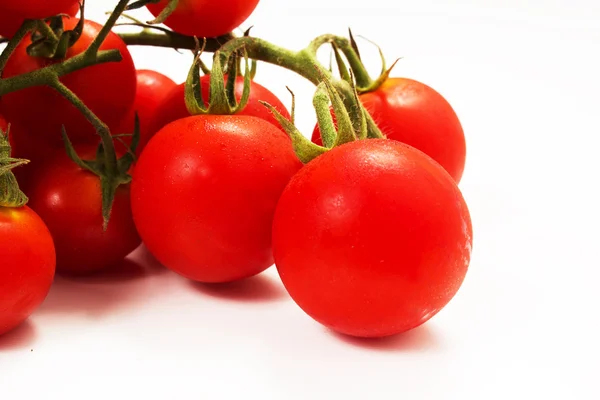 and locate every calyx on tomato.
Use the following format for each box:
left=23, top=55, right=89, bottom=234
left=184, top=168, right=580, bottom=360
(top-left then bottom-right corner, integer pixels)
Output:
left=262, top=71, right=377, bottom=164
left=60, top=116, right=140, bottom=230
left=0, top=127, right=28, bottom=208
left=25, top=2, right=86, bottom=59
left=326, top=28, right=400, bottom=95
left=183, top=43, right=252, bottom=116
